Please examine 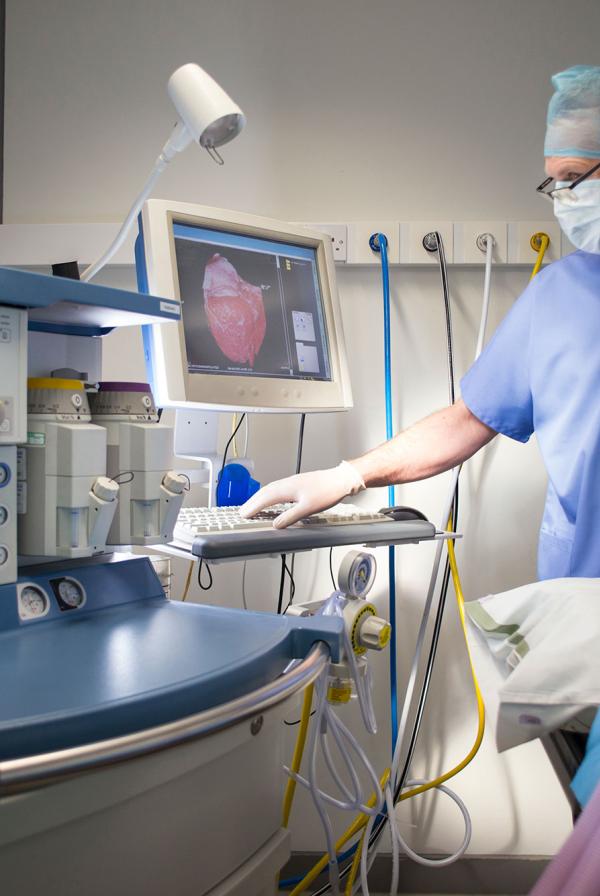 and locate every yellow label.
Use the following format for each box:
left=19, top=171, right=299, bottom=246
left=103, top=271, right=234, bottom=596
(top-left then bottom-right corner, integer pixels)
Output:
left=28, top=377, right=84, bottom=391
left=327, top=685, right=351, bottom=704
